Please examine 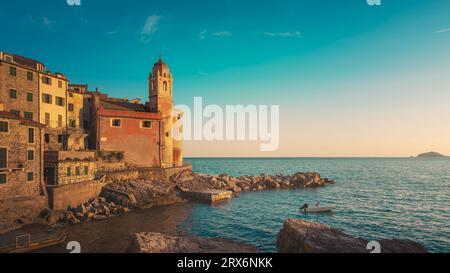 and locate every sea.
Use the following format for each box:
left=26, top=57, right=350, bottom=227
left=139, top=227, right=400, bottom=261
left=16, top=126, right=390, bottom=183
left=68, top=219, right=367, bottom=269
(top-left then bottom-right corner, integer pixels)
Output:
left=180, top=157, right=450, bottom=253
